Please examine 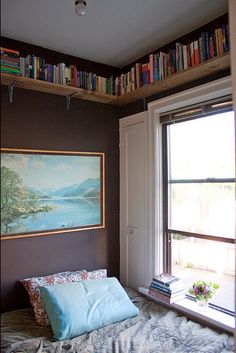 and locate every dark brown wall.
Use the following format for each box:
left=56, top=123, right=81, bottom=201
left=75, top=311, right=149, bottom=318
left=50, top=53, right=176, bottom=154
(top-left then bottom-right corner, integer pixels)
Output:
left=1, top=86, right=119, bottom=312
